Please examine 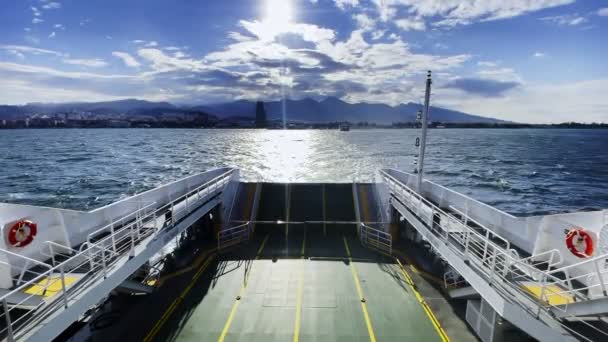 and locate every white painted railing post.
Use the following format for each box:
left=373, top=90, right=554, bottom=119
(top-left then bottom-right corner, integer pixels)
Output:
left=564, top=268, right=575, bottom=302
left=101, top=247, right=107, bottom=279
left=593, top=259, right=608, bottom=296
left=537, top=273, right=547, bottom=318
left=60, top=265, right=68, bottom=309
left=3, top=298, right=14, bottom=342
left=130, top=225, right=136, bottom=258
left=489, top=252, right=497, bottom=285
left=110, top=221, right=117, bottom=253
left=153, top=211, right=157, bottom=234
